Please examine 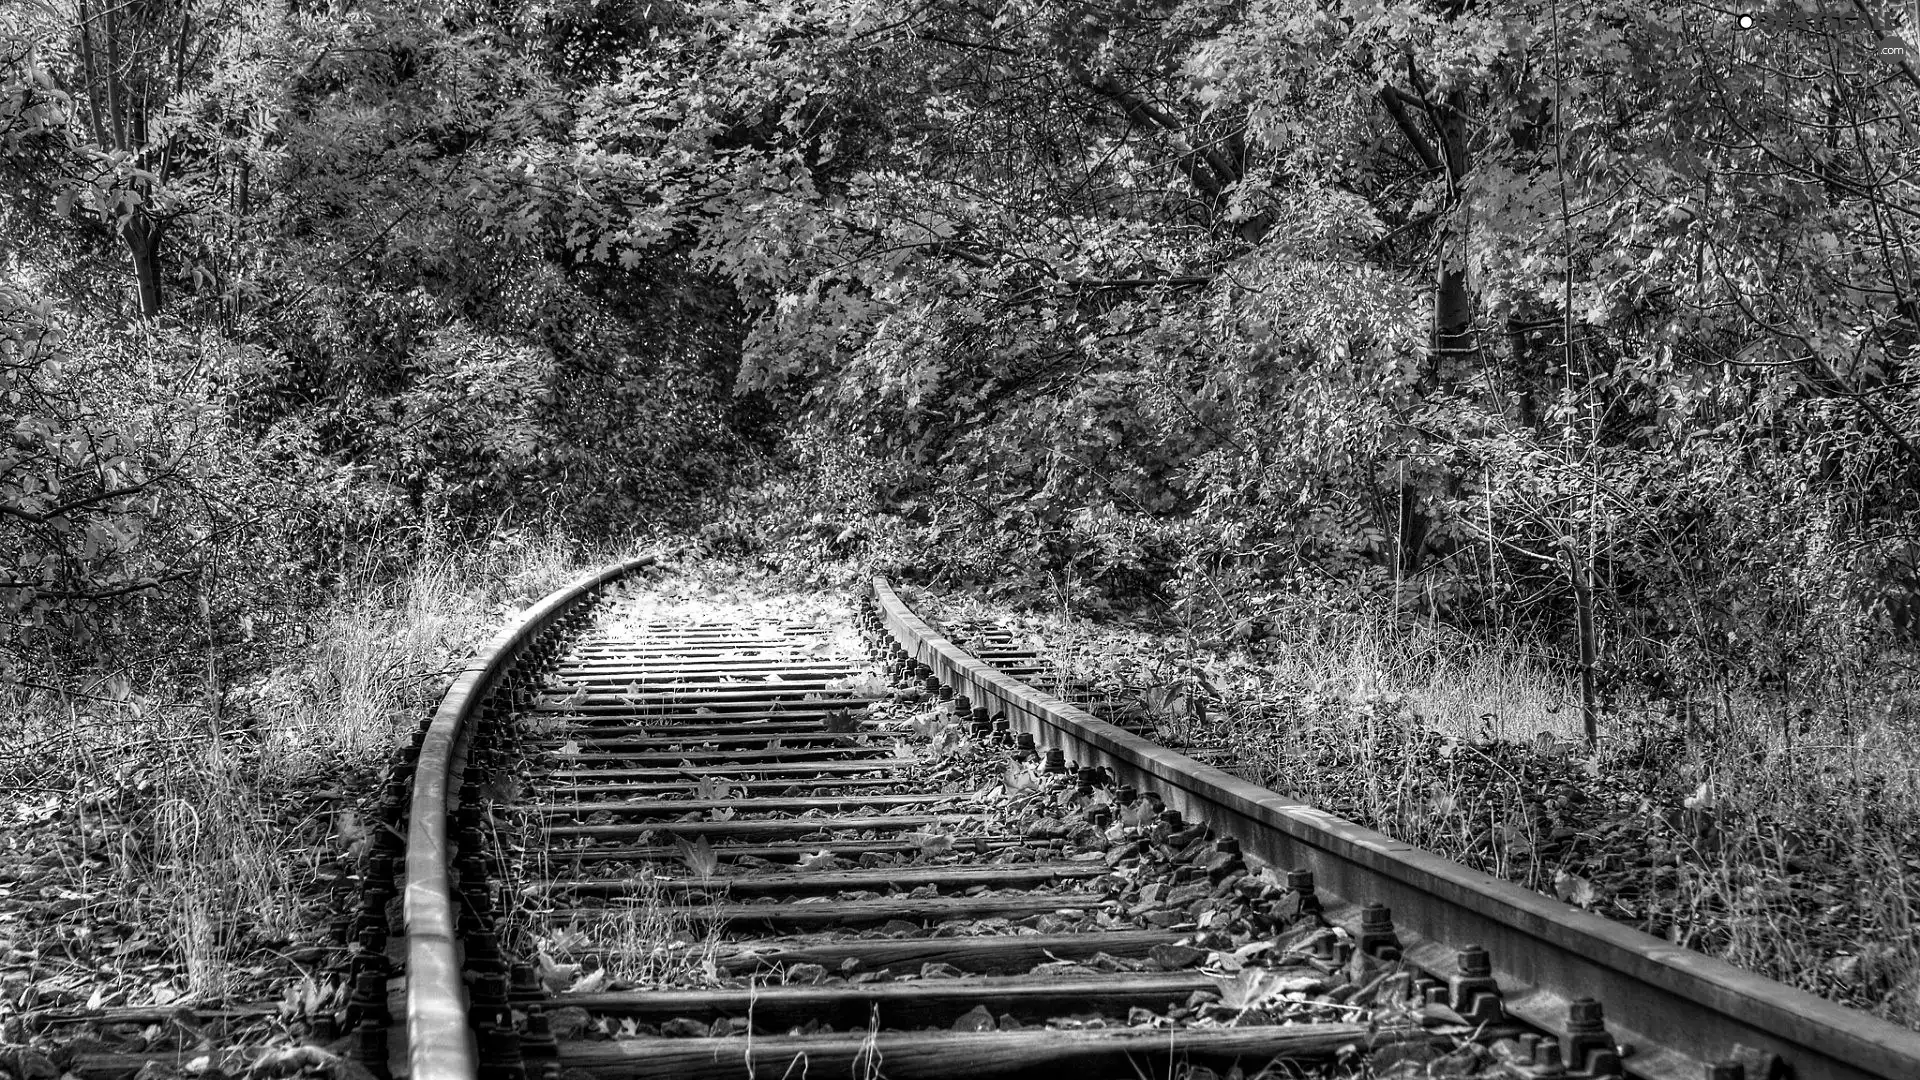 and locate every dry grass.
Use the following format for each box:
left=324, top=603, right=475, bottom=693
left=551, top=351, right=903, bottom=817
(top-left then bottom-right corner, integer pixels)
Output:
left=909, top=585, right=1920, bottom=1028
left=0, top=532, right=608, bottom=1009
left=508, top=847, right=727, bottom=991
